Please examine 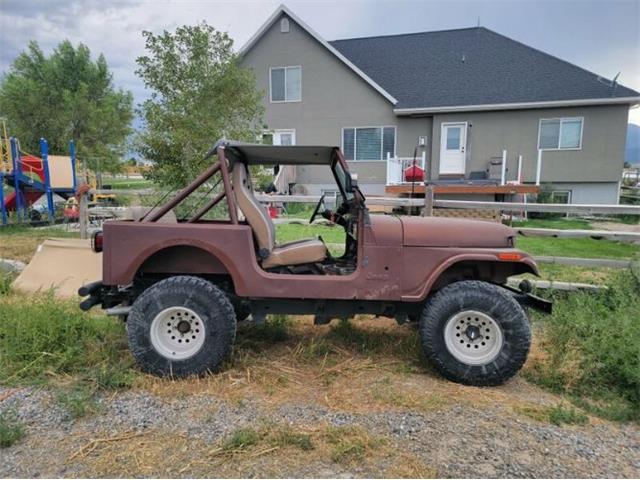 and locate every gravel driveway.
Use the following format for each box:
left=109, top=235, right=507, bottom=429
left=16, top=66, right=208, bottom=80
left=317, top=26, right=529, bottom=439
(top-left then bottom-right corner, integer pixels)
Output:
left=1, top=387, right=638, bottom=478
